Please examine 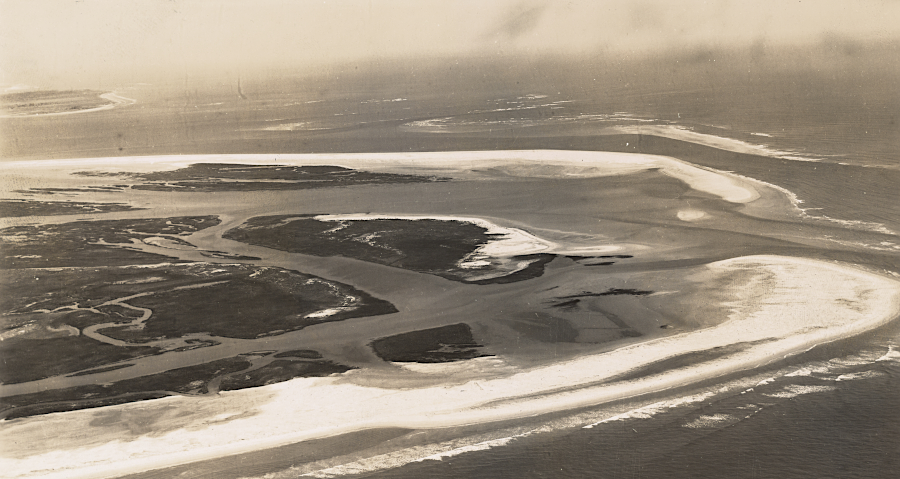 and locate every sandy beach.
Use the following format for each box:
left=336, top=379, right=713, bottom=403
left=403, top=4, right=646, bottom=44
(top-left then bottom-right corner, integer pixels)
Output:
left=0, top=92, right=136, bottom=119
left=604, top=125, right=826, bottom=162
left=0, top=149, right=760, bottom=204
left=5, top=7, right=898, bottom=476
left=2, top=151, right=899, bottom=478
left=2, top=253, right=898, bottom=479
